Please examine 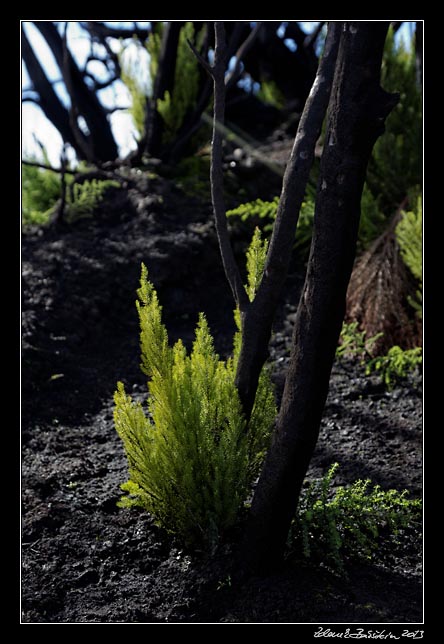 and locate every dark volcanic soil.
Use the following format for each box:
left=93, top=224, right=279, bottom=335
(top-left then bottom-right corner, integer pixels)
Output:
left=21, top=169, right=422, bottom=624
